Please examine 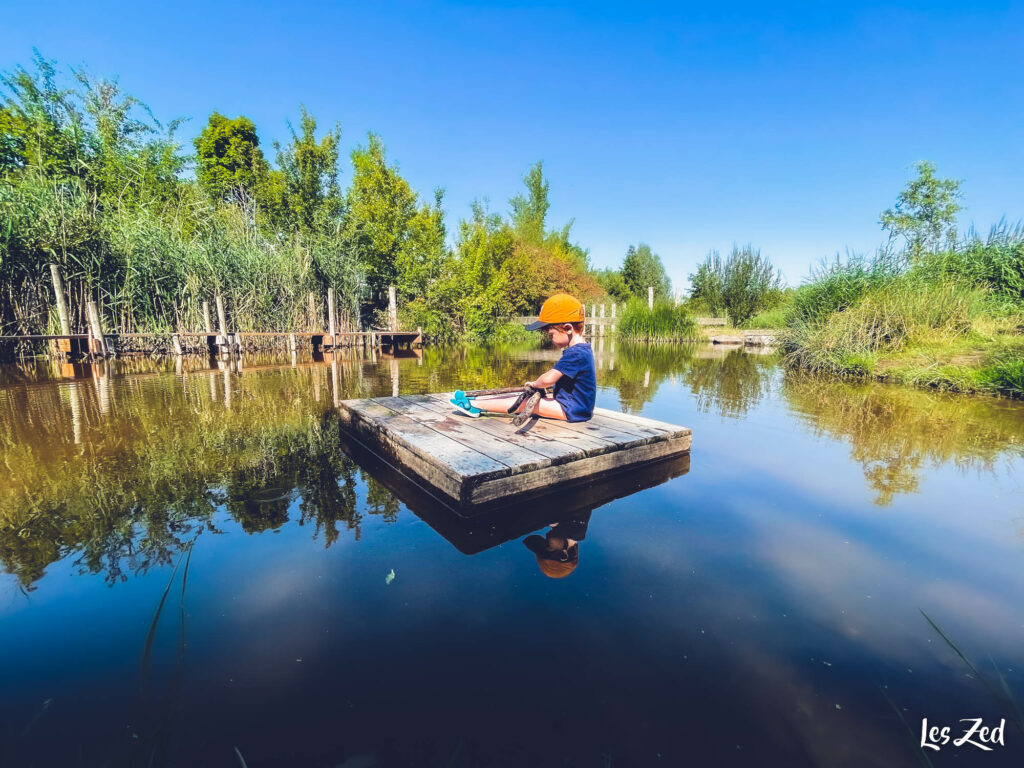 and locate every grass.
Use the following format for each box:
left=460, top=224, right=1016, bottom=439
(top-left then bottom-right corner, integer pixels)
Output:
left=617, top=298, right=699, bottom=341
left=782, top=236, right=1024, bottom=398
left=740, top=303, right=791, bottom=329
